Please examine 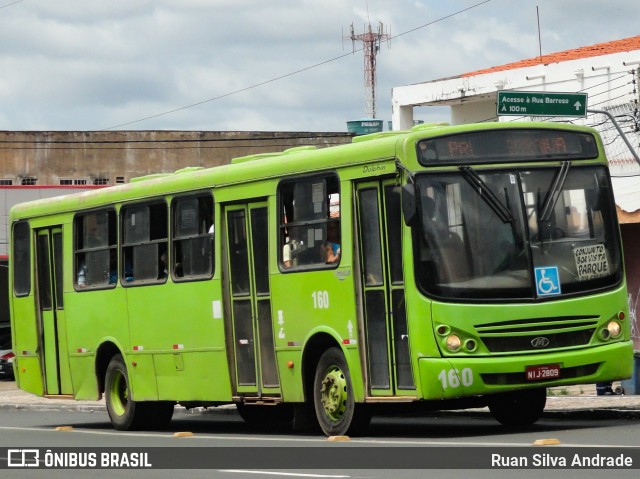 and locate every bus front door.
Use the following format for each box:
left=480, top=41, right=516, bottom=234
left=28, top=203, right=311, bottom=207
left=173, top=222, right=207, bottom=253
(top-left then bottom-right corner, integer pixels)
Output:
left=35, top=227, right=72, bottom=395
left=224, top=203, right=280, bottom=398
left=356, top=181, right=415, bottom=396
